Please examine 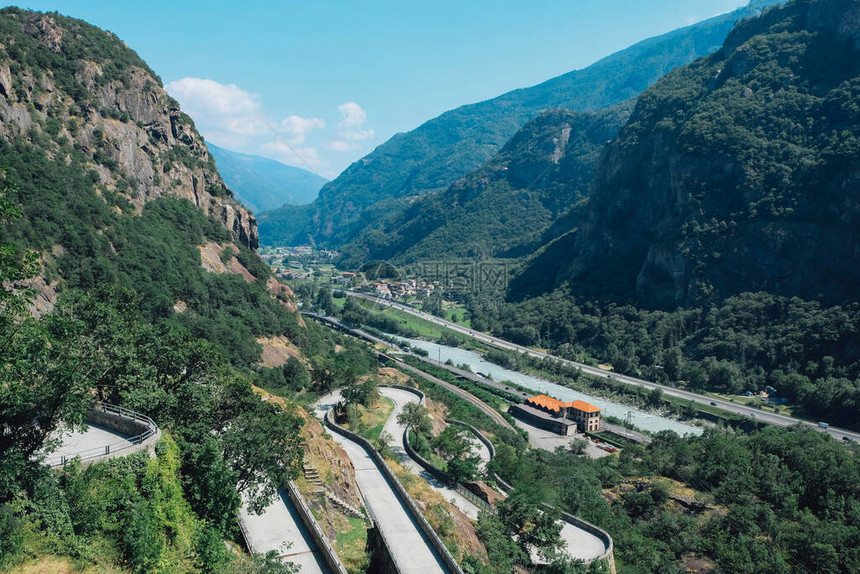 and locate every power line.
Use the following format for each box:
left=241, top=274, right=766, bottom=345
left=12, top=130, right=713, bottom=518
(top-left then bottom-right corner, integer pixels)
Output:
left=250, top=108, right=324, bottom=179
